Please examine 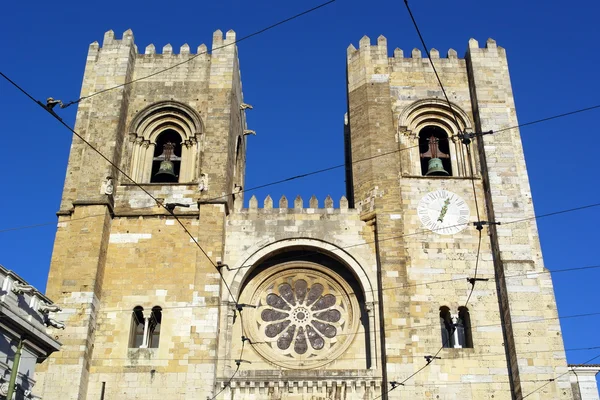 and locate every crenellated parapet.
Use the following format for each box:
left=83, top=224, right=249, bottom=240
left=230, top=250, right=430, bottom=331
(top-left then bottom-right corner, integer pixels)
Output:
left=346, top=35, right=390, bottom=91
left=90, top=28, right=237, bottom=57
left=347, top=35, right=503, bottom=93
left=242, top=195, right=351, bottom=213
